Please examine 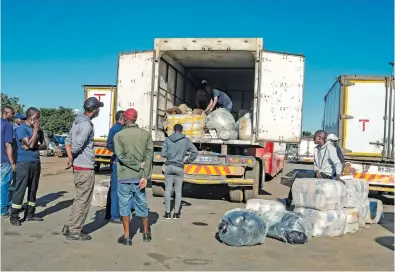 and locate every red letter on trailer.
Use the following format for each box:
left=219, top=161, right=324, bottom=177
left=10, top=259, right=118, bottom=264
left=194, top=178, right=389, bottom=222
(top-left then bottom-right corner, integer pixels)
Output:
left=94, top=93, right=106, bottom=102
left=359, top=119, right=369, bottom=132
